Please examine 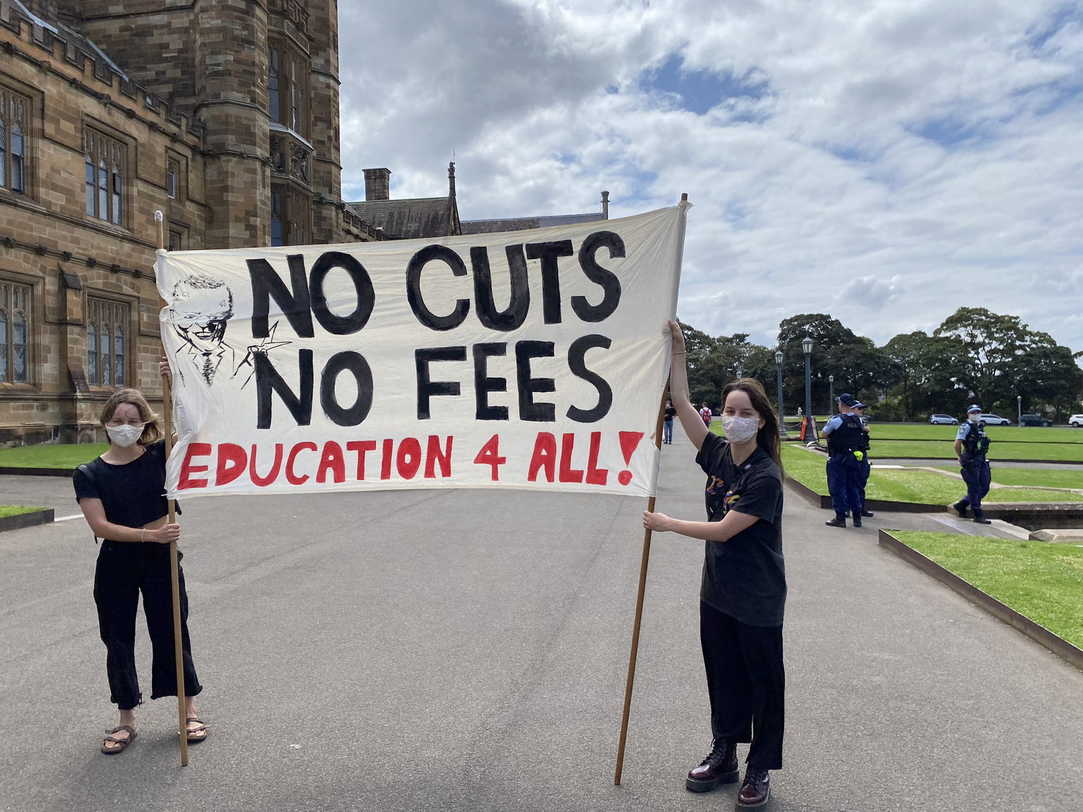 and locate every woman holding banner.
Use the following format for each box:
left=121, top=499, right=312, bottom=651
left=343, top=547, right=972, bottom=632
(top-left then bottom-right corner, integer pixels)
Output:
left=73, top=376, right=207, bottom=755
left=643, top=321, right=786, bottom=809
